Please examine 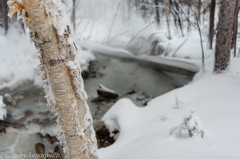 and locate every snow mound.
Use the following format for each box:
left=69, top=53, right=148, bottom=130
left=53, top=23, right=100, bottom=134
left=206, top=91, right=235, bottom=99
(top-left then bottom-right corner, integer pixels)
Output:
left=99, top=71, right=240, bottom=159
